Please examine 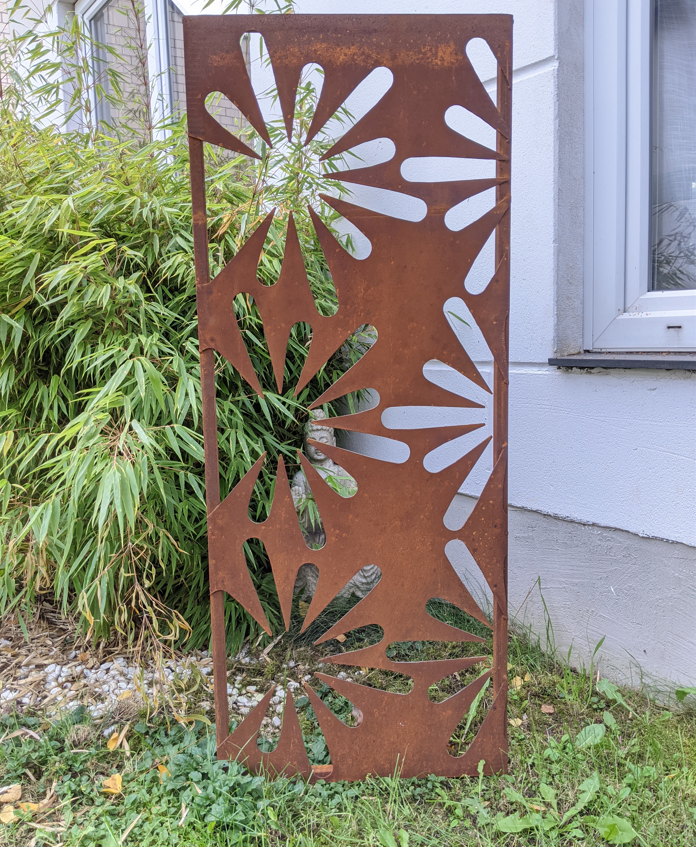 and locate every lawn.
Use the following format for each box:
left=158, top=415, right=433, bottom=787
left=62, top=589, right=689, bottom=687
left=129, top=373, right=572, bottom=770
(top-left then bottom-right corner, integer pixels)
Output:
left=1, top=617, right=695, bottom=848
